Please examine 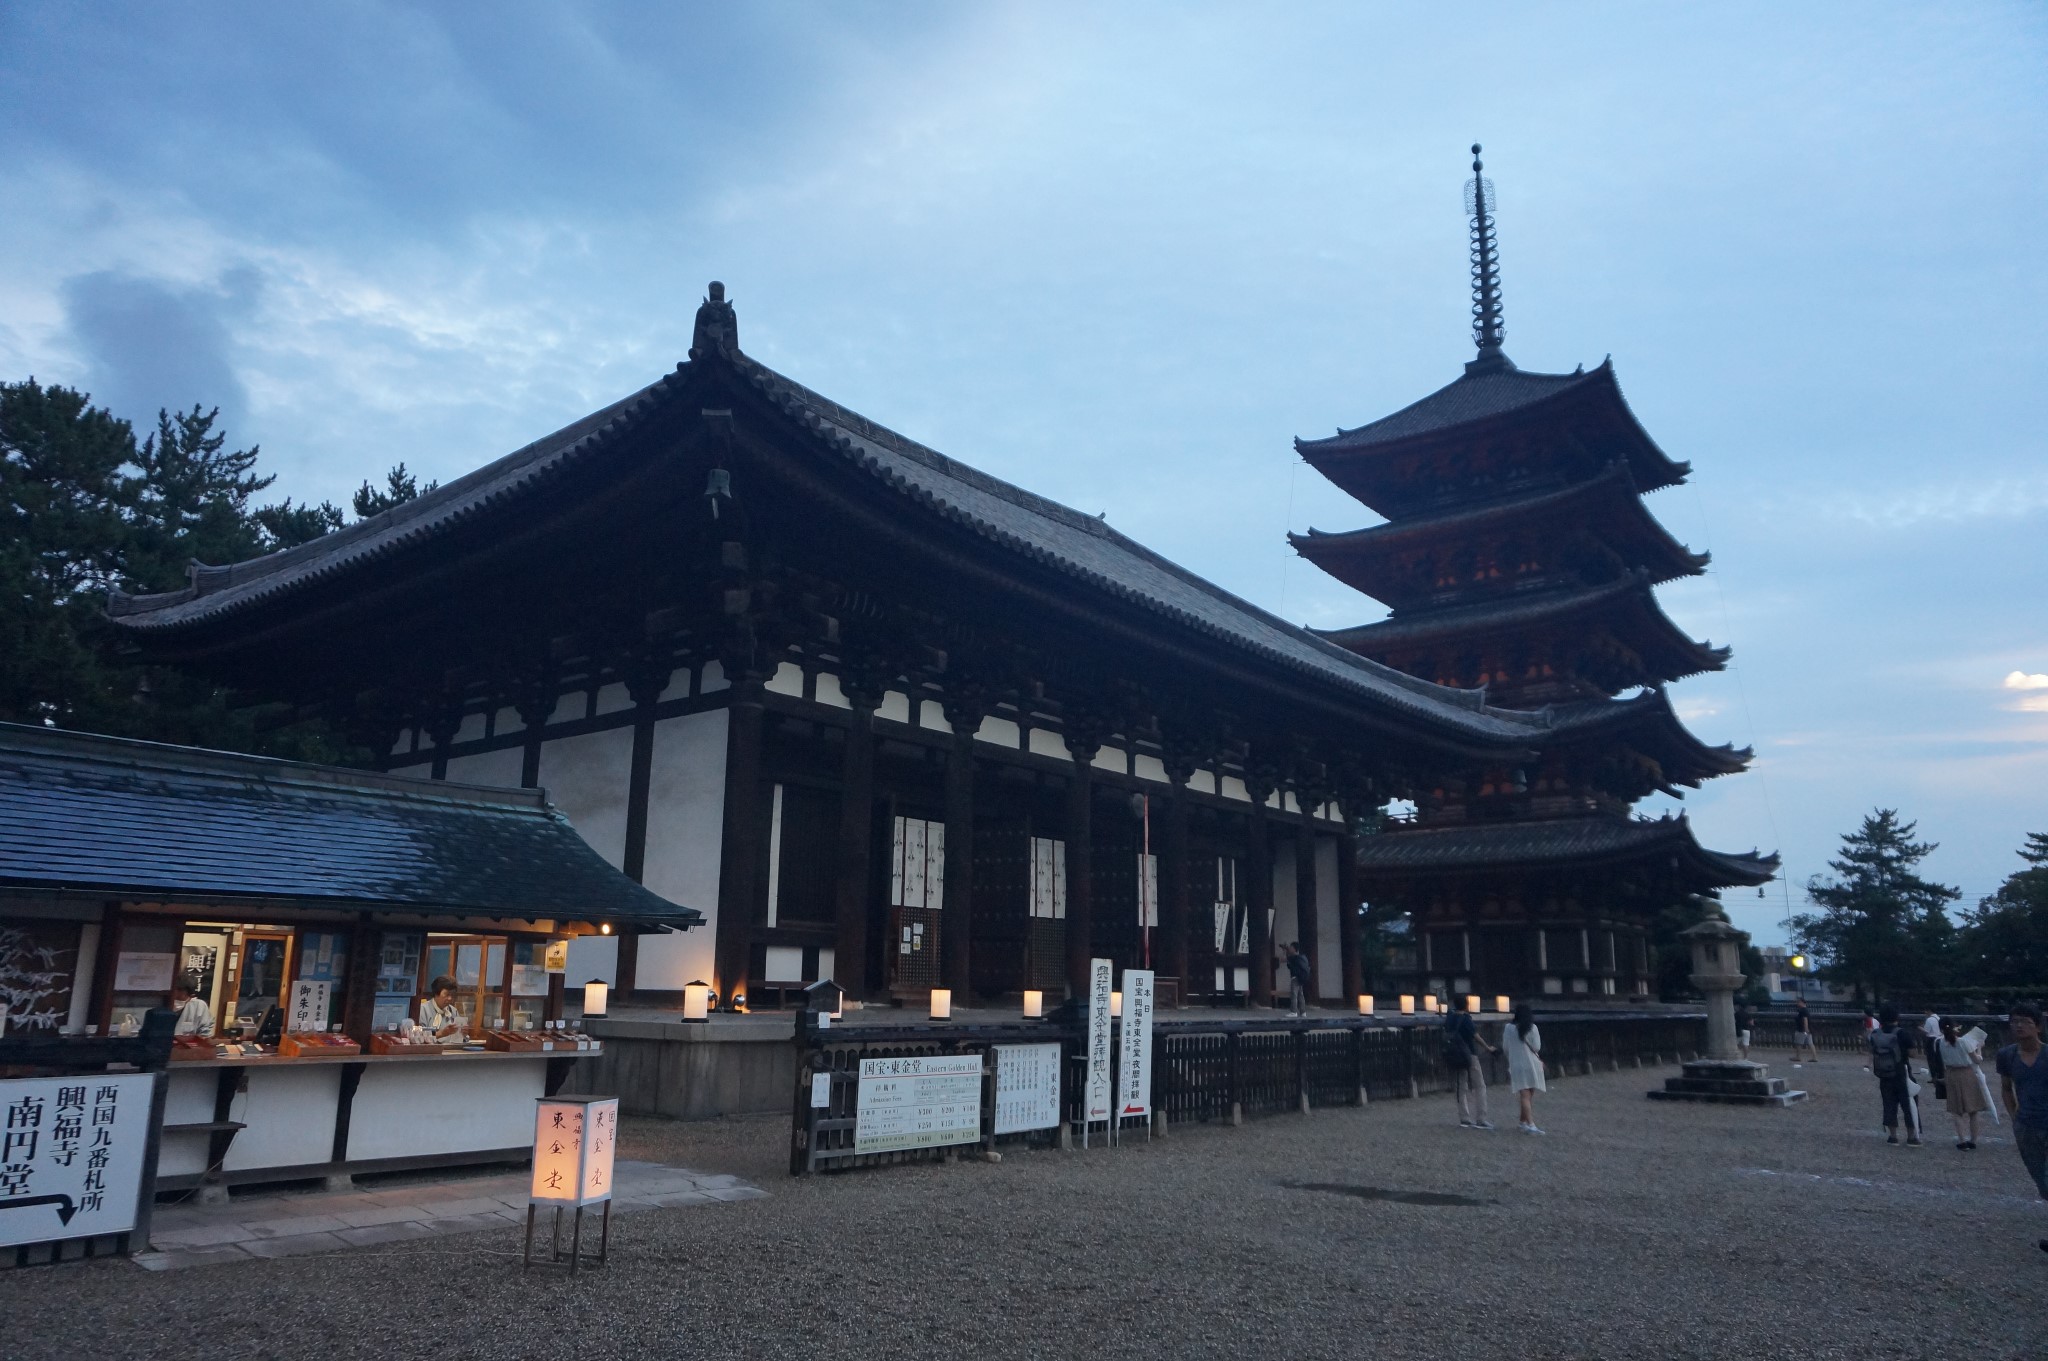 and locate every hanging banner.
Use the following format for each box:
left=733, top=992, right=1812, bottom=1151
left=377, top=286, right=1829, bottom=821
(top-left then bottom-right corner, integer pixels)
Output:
left=1117, top=970, right=1155, bottom=1119
left=1084, top=957, right=1113, bottom=1124
left=0, top=1073, right=156, bottom=1249
left=993, top=1043, right=1062, bottom=1135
